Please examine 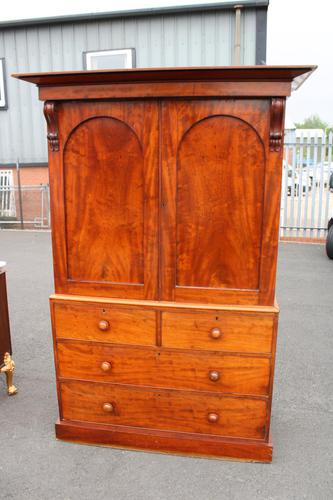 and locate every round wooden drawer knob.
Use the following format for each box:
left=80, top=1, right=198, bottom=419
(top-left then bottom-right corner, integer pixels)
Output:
left=98, top=320, right=110, bottom=331
left=101, top=361, right=112, bottom=372
left=210, top=327, right=222, bottom=339
left=102, top=402, right=114, bottom=413
left=208, top=412, right=219, bottom=423
left=208, top=370, right=220, bottom=382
